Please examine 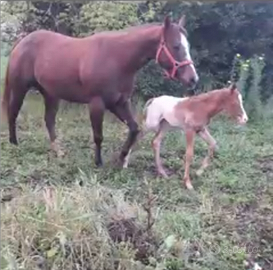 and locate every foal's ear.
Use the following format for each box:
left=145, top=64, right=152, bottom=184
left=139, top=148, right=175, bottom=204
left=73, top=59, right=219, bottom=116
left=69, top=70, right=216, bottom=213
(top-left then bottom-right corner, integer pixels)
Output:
left=163, top=15, right=171, bottom=29
left=179, top=15, right=186, bottom=28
